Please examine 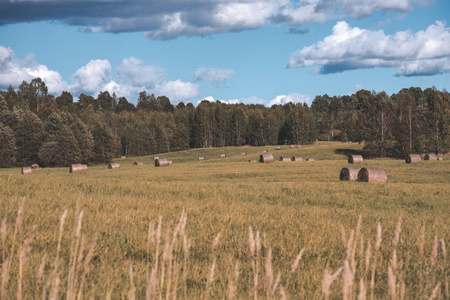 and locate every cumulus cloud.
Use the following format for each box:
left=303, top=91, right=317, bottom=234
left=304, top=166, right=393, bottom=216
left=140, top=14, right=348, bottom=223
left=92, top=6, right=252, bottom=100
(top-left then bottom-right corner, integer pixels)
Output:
left=196, top=94, right=310, bottom=106
left=154, top=80, right=199, bottom=103
left=71, top=59, right=111, bottom=93
left=0, top=46, right=68, bottom=93
left=116, top=57, right=165, bottom=89
left=193, top=67, right=235, bottom=85
left=0, top=0, right=431, bottom=39
left=288, top=20, right=450, bottom=76
left=268, top=93, right=312, bottom=106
